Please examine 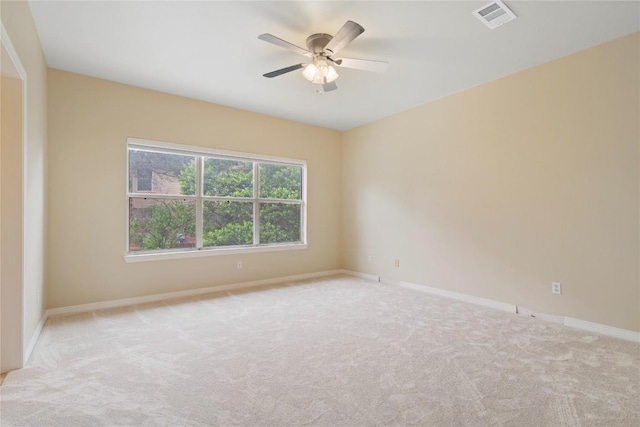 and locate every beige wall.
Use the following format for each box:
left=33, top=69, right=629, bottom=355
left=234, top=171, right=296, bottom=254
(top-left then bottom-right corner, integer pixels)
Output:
left=342, top=33, right=640, bottom=332
left=47, top=69, right=342, bottom=308
left=1, top=0, right=48, bottom=360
